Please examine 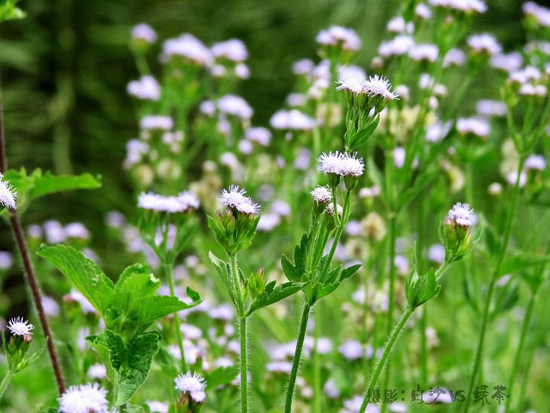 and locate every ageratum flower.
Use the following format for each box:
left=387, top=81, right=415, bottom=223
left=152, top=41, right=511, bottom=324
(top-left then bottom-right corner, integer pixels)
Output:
left=161, top=34, right=213, bottom=67
left=317, top=152, right=365, bottom=189
left=0, top=173, right=17, bottom=211
left=245, top=127, right=271, bottom=146
left=218, top=185, right=260, bottom=215
left=138, top=191, right=200, bottom=213
left=7, top=317, right=34, bottom=337
left=446, top=202, right=475, bottom=227
left=58, top=383, right=109, bottom=413
left=490, top=52, right=523, bottom=73
left=467, top=33, right=502, bottom=56
left=269, top=109, right=317, bottom=131
left=131, top=23, right=157, bottom=43
left=316, top=26, right=361, bottom=51
left=409, top=44, right=439, bottom=62
left=441, top=202, right=477, bottom=263
left=174, top=372, right=207, bottom=403
left=428, top=0, right=487, bottom=14
left=310, top=186, right=333, bottom=204
left=525, top=154, right=546, bottom=171
left=456, top=117, right=490, bottom=138
left=127, top=76, right=161, bottom=101
left=378, top=35, right=415, bottom=58
left=211, top=39, right=248, bottom=62
left=217, top=94, right=253, bottom=119
left=140, top=115, right=174, bottom=131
